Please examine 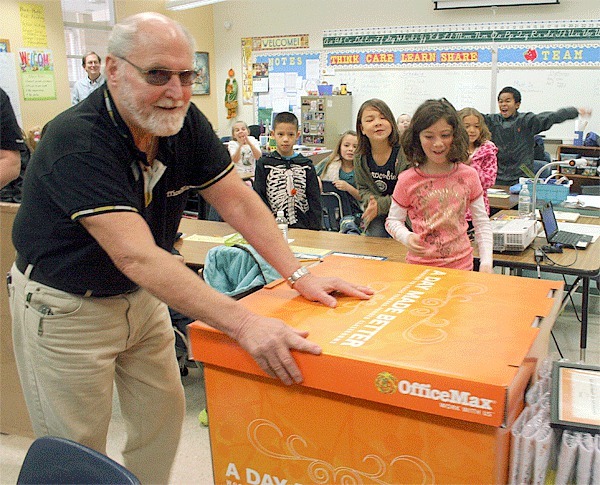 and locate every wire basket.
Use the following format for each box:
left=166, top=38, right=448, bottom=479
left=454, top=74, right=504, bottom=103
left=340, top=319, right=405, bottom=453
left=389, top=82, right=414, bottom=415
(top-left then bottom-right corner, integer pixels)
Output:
left=526, top=181, right=569, bottom=204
